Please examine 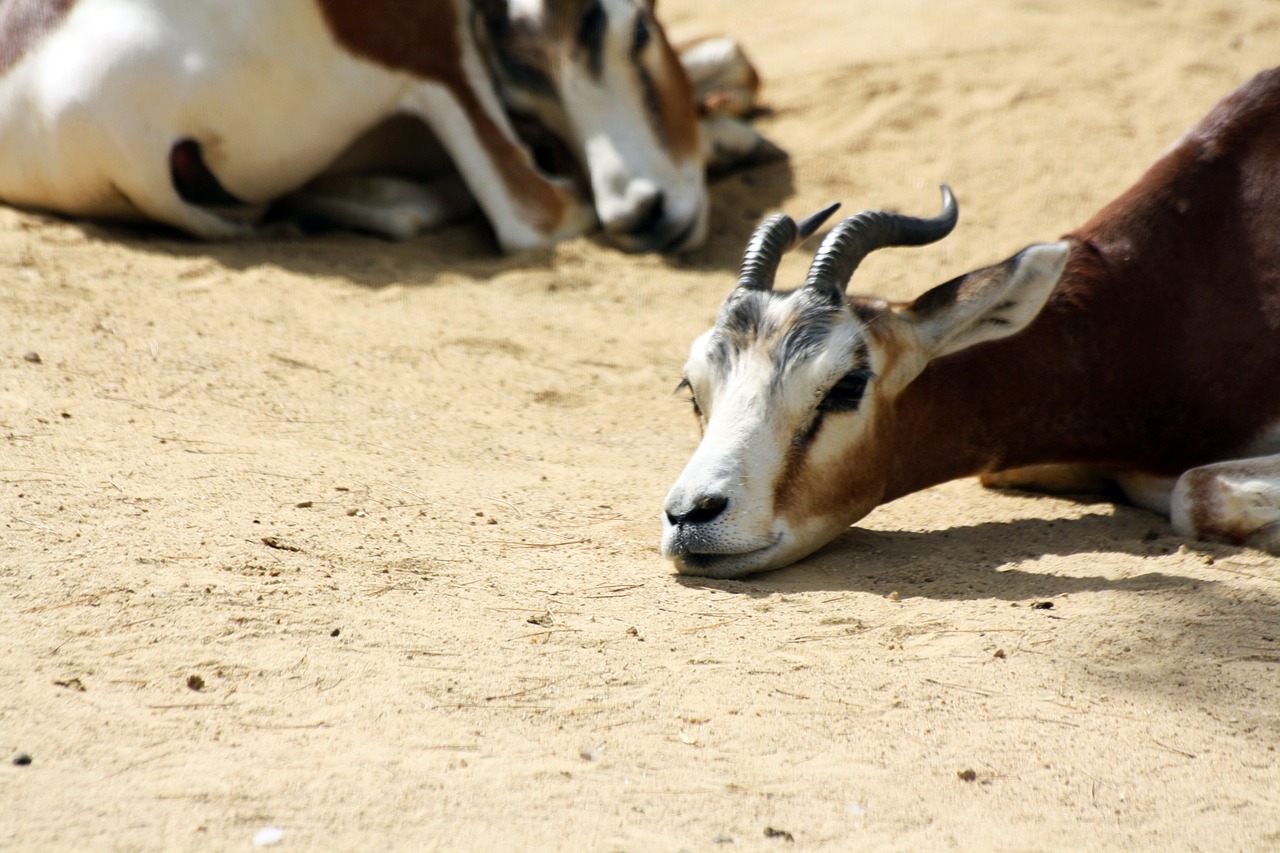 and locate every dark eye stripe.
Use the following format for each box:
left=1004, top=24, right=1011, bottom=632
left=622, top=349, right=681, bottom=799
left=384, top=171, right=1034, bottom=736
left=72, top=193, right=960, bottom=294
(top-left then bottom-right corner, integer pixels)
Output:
left=631, top=13, right=651, bottom=58
left=635, top=63, right=663, bottom=144
left=817, top=368, right=874, bottom=414
left=790, top=367, right=874, bottom=455
left=578, top=1, right=606, bottom=78
left=498, top=53, right=555, bottom=96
